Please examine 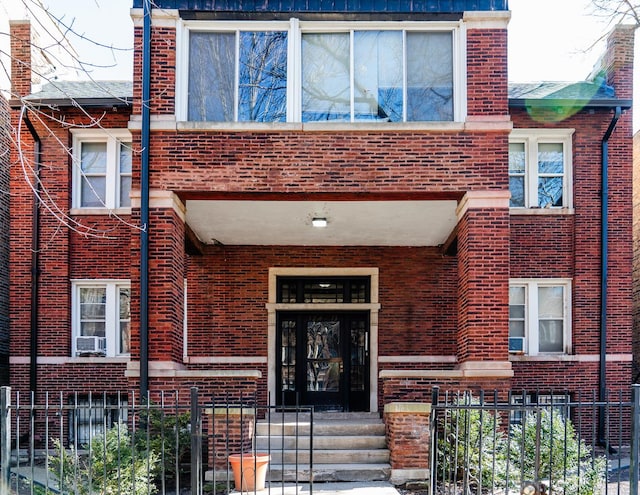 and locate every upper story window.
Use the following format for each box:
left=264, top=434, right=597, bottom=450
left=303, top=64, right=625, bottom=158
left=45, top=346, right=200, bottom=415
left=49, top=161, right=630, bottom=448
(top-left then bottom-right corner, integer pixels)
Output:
left=509, top=129, right=574, bottom=209
left=509, top=279, right=571, bottom=356
left=180, top=20, right=462, bottom=123
left=72, top=280, right=131, bottom=358
left=71, top=129, right=132, bottom=210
